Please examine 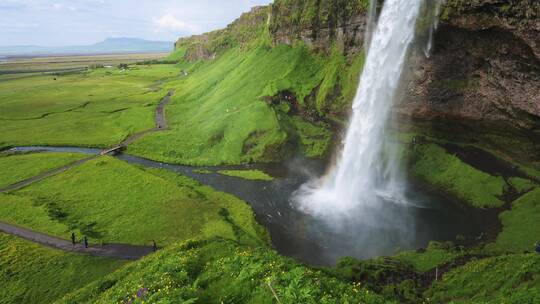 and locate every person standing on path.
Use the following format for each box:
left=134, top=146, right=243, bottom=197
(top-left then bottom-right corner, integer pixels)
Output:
left=83, top=236, right=88, bottom=249
left=71, top=232, right=76, bottom=245
left=153, top=240, right=158, bottom=252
